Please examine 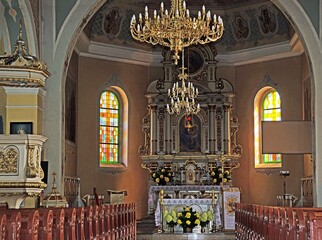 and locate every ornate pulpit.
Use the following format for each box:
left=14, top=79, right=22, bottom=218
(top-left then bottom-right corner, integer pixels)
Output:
left=0, top=134, right=47, bottom=208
